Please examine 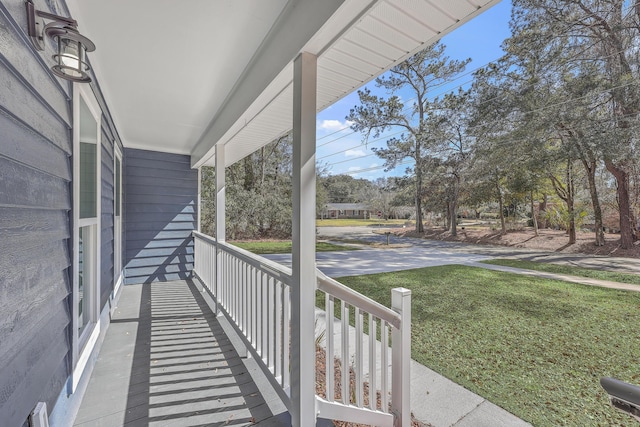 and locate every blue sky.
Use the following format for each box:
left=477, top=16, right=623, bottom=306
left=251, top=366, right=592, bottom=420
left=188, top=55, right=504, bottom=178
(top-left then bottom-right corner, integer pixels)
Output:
left=315, top=0, right=513, bottom=180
